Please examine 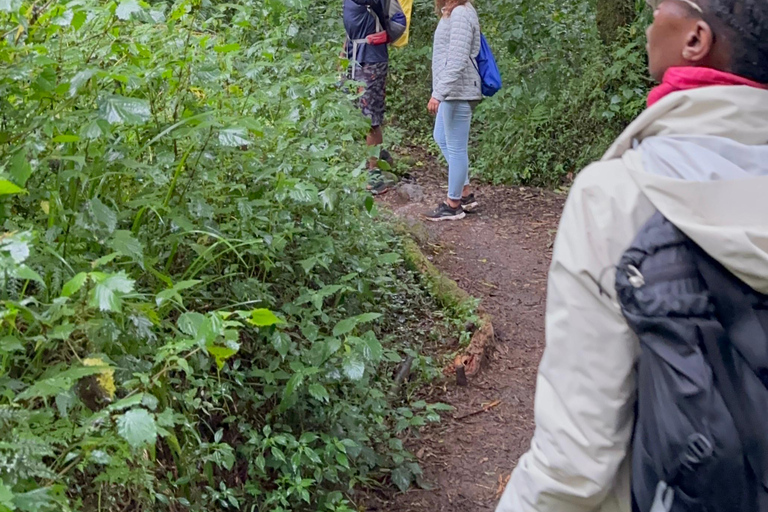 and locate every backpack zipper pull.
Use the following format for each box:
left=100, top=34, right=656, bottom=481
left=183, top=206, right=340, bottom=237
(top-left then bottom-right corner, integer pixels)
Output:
left=627, top=264, right=645, bottom=288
